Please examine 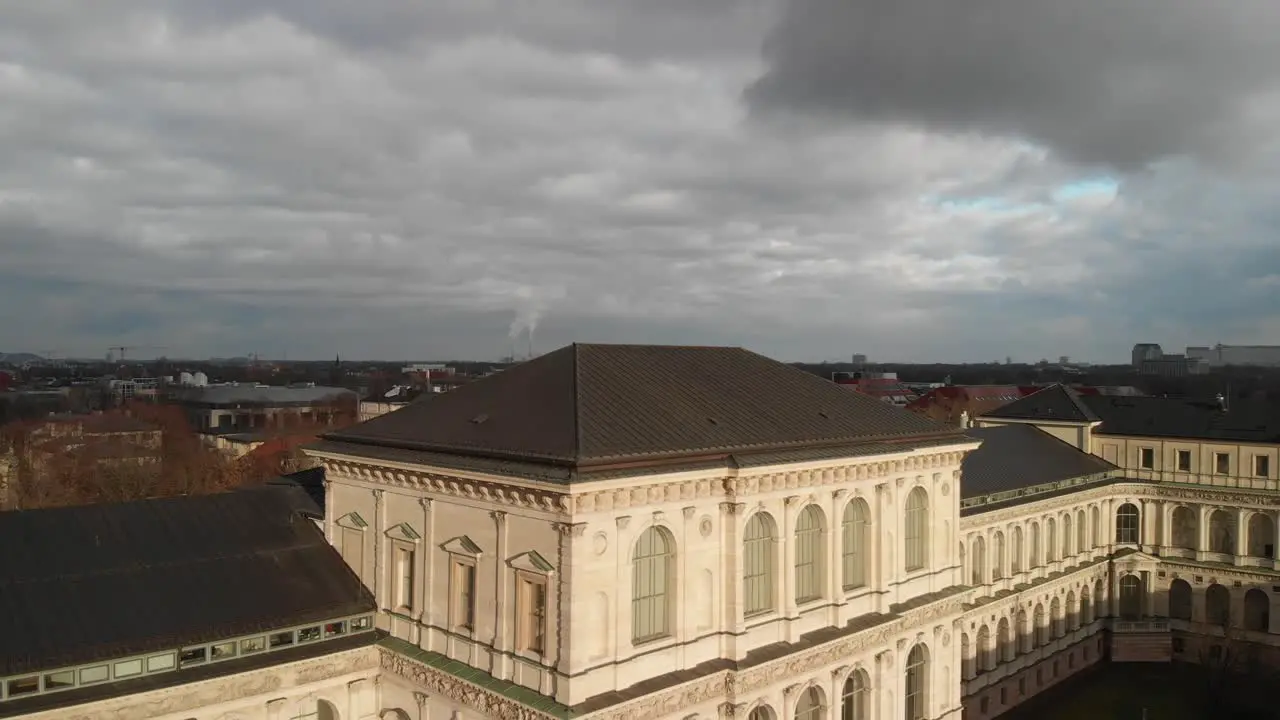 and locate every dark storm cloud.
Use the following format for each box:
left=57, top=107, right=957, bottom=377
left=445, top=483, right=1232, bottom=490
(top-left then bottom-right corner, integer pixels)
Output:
left=747, top=0, right=1280, bottom=168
